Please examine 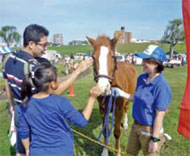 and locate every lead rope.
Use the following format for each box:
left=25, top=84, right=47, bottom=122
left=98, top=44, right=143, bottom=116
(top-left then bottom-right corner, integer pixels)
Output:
left=71, top=128, right=129, bottom=155
left=98, top=90, right=117, bottom=145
